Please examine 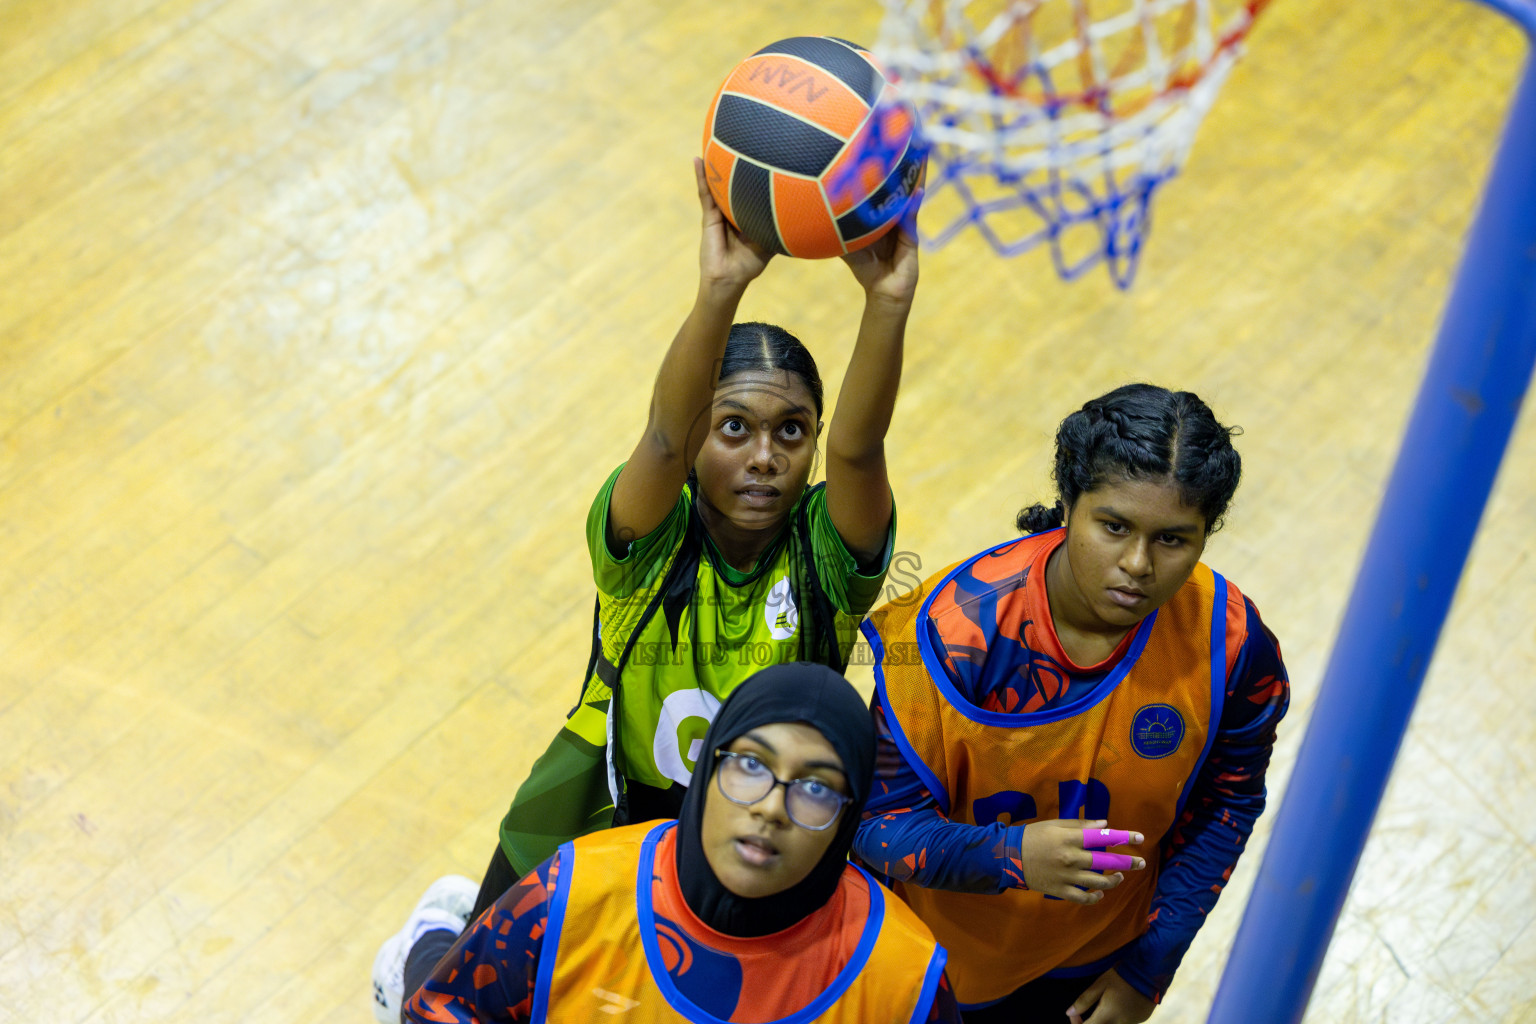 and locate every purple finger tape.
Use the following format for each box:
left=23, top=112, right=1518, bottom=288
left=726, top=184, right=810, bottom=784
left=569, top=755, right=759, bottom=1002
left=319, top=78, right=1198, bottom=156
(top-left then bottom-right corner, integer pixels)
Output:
left=1089, top=851, right=1137, bottom=872
left=1083, top=828, right=1135, bottom=848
